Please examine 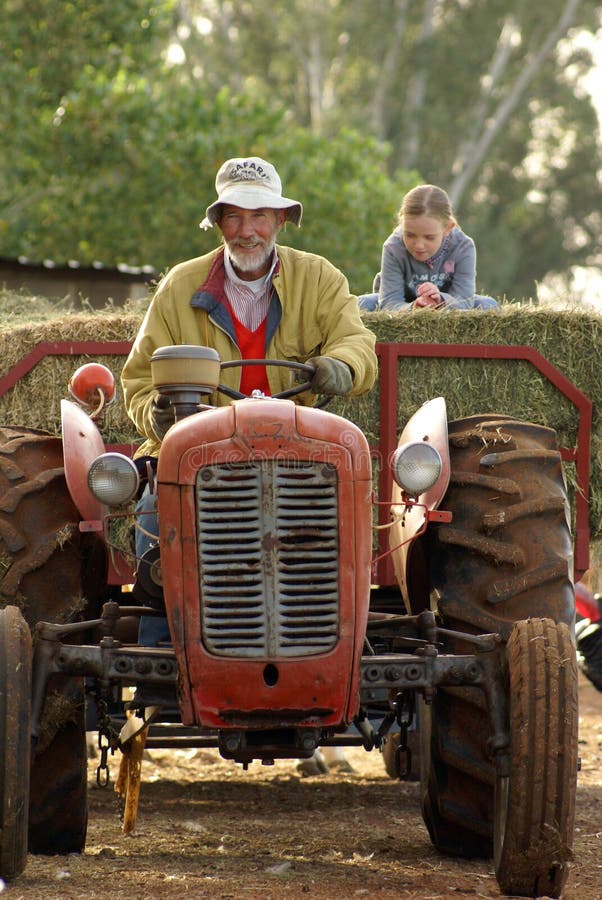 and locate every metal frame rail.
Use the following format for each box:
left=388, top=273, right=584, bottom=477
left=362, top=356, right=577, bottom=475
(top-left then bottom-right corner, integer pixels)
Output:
left=0, top=339, right=591, bottom=582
